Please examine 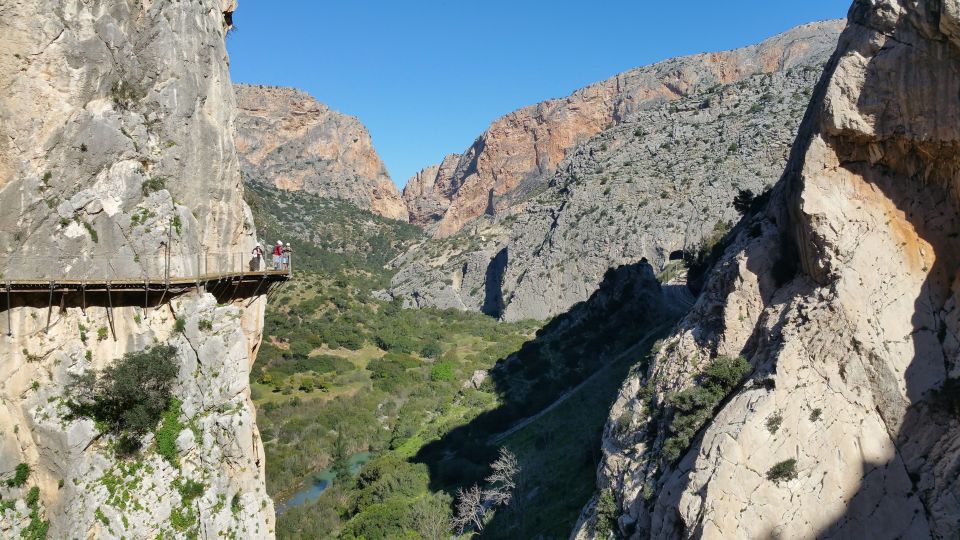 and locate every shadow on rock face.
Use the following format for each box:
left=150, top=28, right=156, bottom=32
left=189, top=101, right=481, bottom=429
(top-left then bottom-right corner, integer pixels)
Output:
left=801, top=5, right=960, bottom=536
left=481, top=247, right=508, bottom=318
